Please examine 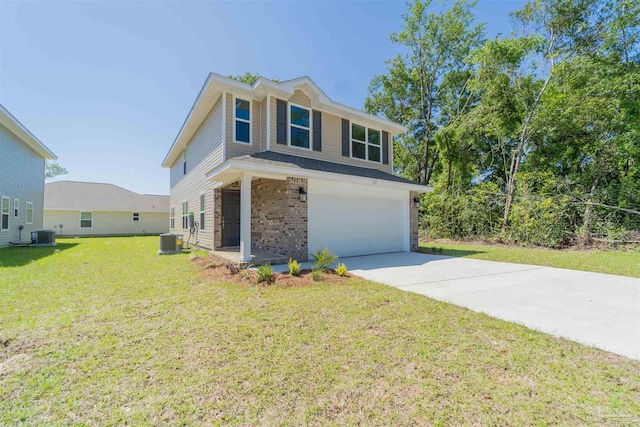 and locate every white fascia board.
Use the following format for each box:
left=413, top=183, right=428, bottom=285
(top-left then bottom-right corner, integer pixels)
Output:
left=0, top=104, right=56, bottom=160
left=206, top=159, right=431, bottom=193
